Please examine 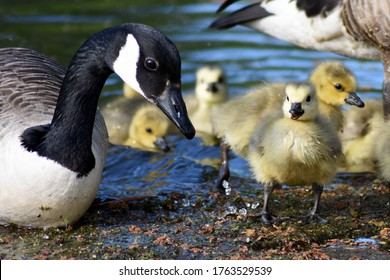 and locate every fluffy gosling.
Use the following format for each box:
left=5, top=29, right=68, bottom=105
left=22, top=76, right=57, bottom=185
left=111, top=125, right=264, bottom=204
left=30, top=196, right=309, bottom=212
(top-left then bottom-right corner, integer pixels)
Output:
left=247, top=82, right=342, bottom=224
left=309, top=61, right=364, bottom=131
left=102, top=97, right=170, bottom=152
left=212, top=61, right=362, bottom=189
left=185, top=65, right=228, bottom=135
left=341, top=99, right=383, bottom=172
